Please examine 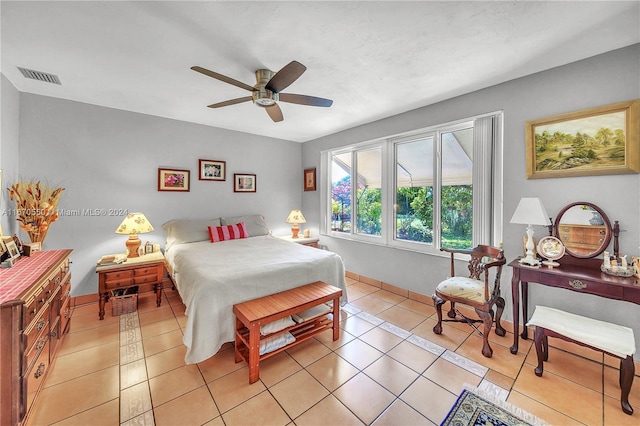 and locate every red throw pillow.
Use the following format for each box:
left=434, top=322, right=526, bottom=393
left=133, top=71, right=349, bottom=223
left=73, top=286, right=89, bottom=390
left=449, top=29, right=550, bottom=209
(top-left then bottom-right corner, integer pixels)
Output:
left=208, top=222, right=248, bottom=243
